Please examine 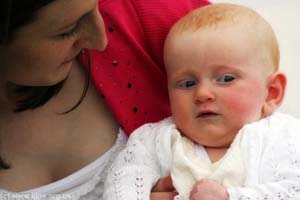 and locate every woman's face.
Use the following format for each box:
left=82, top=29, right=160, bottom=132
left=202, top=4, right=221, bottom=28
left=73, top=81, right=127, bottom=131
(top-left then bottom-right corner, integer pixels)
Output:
left=0, top=0, right=107, bottom=86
